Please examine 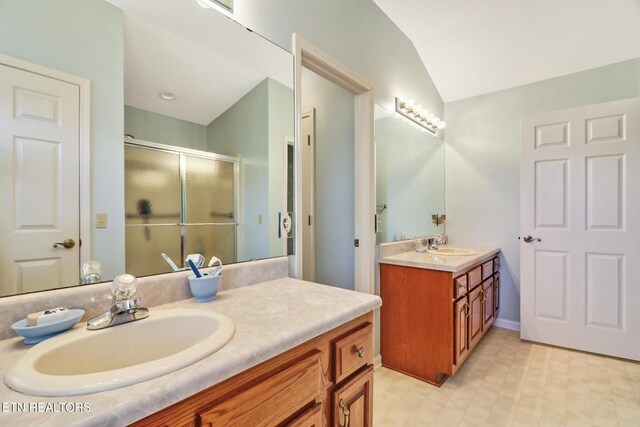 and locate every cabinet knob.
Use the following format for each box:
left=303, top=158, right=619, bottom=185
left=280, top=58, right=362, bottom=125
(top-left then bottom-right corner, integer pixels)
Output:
left=356, top=346, right=366, bottom=358
left=339, top=399, right=350, bottom=427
